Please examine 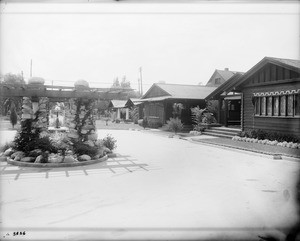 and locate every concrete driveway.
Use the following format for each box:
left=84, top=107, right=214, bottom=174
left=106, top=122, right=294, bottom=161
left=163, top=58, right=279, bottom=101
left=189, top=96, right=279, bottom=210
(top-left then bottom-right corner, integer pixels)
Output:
left=0, top=129, right=299, bottom=240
